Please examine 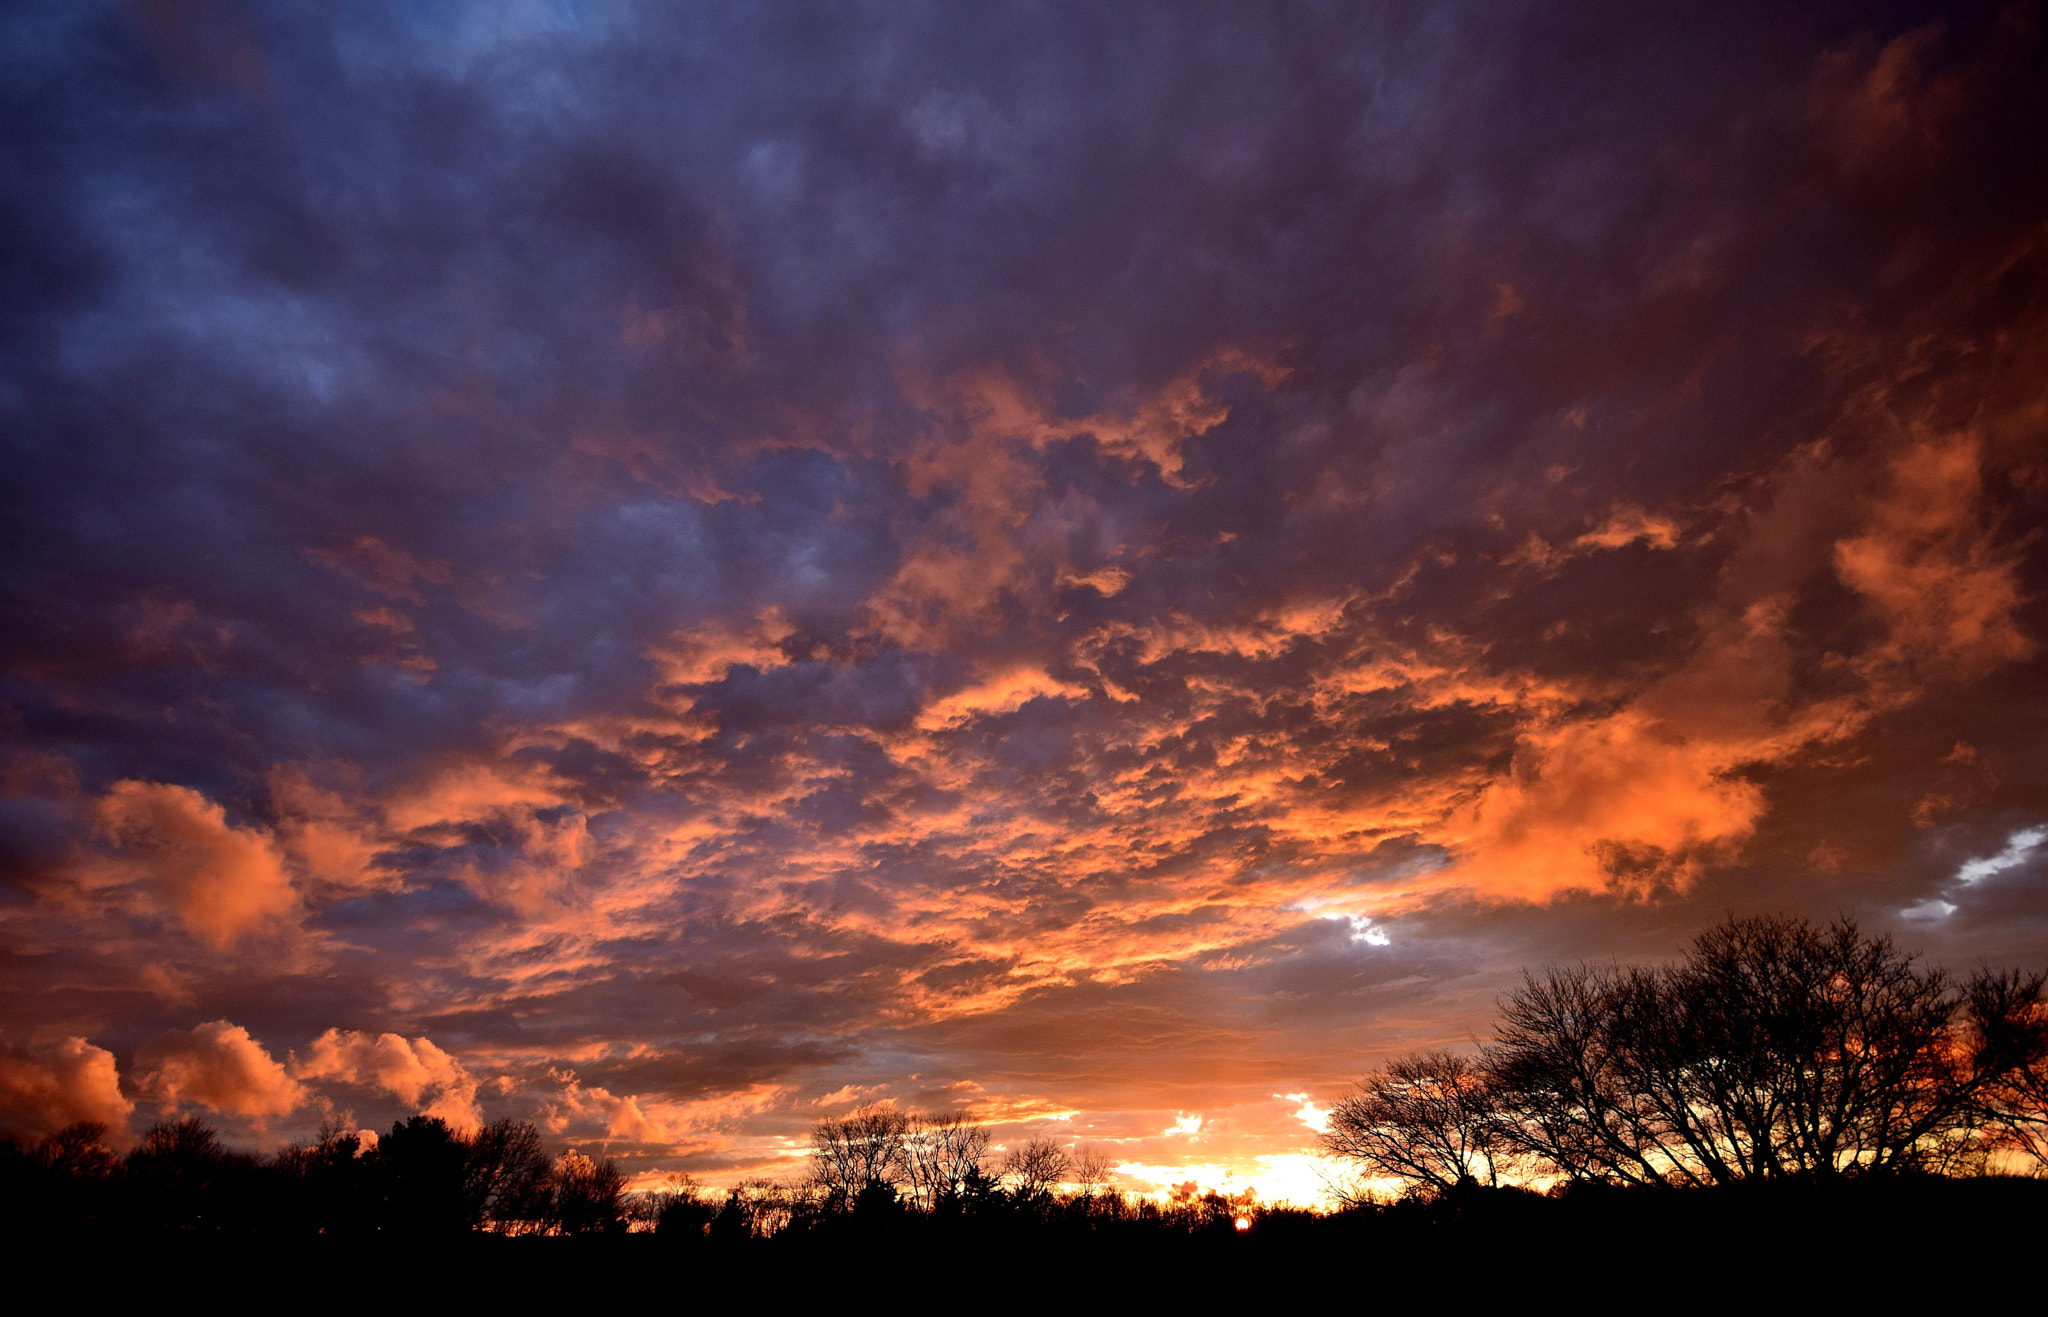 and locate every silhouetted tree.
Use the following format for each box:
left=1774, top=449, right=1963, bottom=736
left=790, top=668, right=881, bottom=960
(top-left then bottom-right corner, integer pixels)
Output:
left=651, top=1173, right=716, bottom=1241
left=552, top=1150, right=628, bottom=1235
left=37, top=1122, right=119, bottom=1180
left=1070, top=1145, right=1116, bottom=1201
left=808, top=1104, right=910, bottom=1210
left=1651, top=917, right=1962, bottom=1176
left=1002, top=1135, right=1071, bottom=1211
left=851, top=1174, right=905, bottom=1224
left=941, top=1162, right=1007, bottom=1218
left=900, top=1113, right=992, bottom=1209
left=373, top=1115, right=474, bottom=1233
left=1966, top=967, right=2048, bottom=1166
left=1483, top=961, right=1671, bottom=1184
left=126, top=1118, right=259, bottom=1230
left=709, top=1189, right=752, bottom=1243
left=275, top=1119, right=372, bottom=1235
left=466, top=1118, right=554, bottom=1233
left=710, top=1177, right=810, bottom=1239
left=1157, top=1179, right=1246, bottom=1233
left=0, top=1122, right=119, bottom=1232
left=1322, top=1050, right=1503, bottom=1196
left=1483, top=915, right=2048, bottom=1184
